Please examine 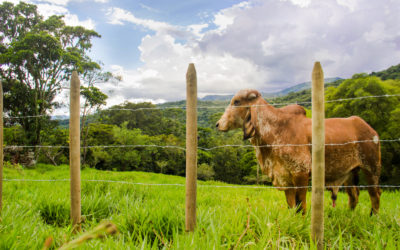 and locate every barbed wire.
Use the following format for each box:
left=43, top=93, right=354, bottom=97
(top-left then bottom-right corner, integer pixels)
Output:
left=107, top=107, right=186, bottom=112
left=199, top=138, right=400, bottom=150
left=4, top=138, right=400, bottom=151
left=3, top=93, right=400, bottom=120
left=84, top=145, right=186, bottom=150
left=4, top=114, right=52, bottom=119
left=3, top=145, right=186, bottom=150
left=3, top=178, right=400, bottom=189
